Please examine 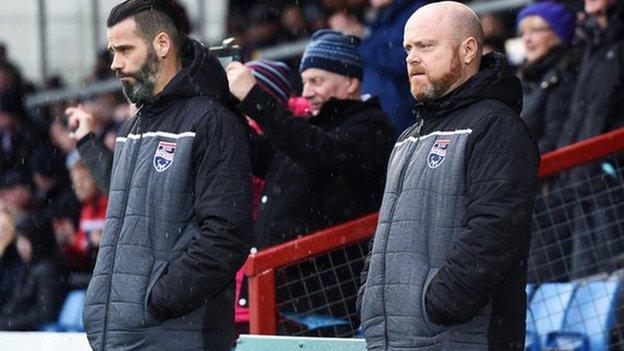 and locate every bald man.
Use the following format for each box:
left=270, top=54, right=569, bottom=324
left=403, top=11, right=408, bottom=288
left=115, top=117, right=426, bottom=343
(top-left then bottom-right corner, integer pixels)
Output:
left=358, top=2, right=539, bottom=350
